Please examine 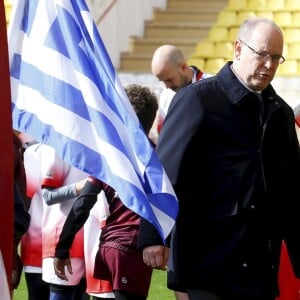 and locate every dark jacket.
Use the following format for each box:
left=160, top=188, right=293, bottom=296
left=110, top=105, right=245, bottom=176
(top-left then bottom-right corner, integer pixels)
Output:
left=13, top=134, right=30, bottom=244
left=138, top=62, right=300, bottom=299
